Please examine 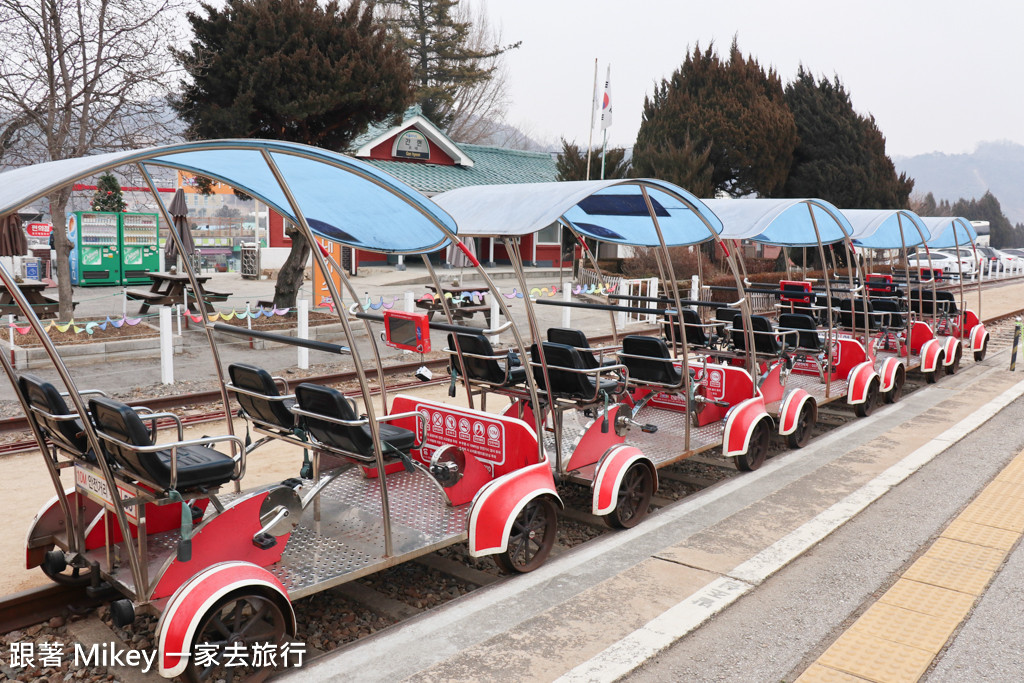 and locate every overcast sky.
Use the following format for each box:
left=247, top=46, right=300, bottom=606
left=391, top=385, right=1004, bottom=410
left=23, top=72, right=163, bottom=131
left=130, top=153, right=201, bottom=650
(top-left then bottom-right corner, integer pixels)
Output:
left=479, top=0, right=1023, bottom=158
